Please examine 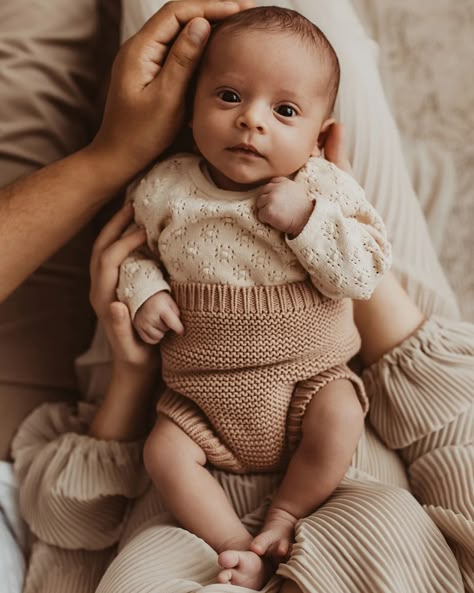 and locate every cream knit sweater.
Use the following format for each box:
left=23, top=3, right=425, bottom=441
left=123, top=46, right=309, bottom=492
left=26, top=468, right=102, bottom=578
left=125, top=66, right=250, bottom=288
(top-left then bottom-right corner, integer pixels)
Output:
left=117, top=154, right=391, bottom=318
